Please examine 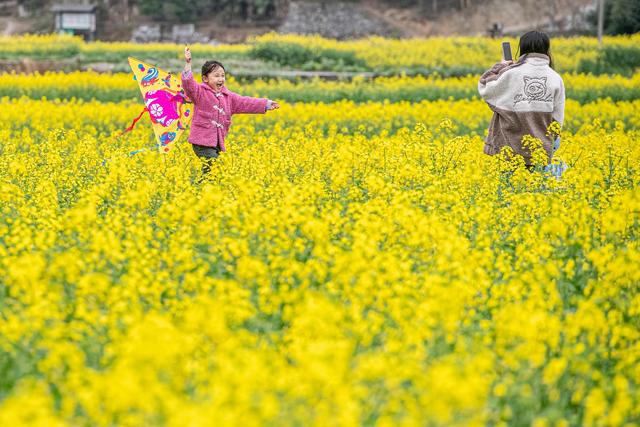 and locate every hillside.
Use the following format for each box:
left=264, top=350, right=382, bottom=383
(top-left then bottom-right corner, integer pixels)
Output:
left=1, top=0, right=597, bottom=41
